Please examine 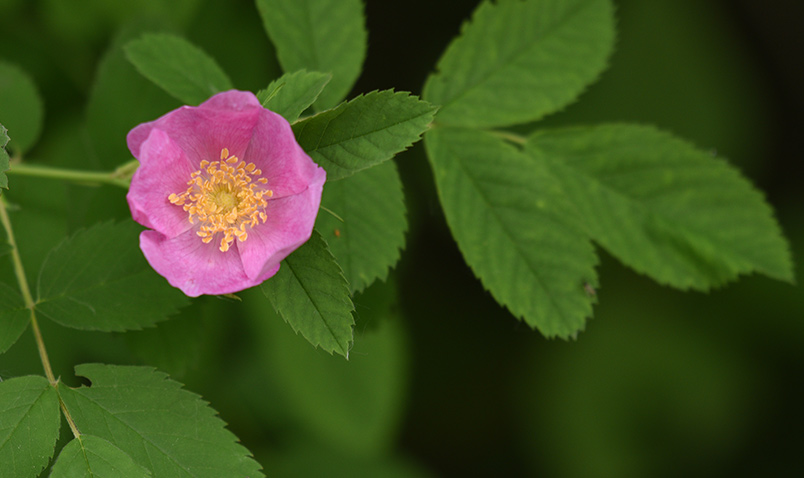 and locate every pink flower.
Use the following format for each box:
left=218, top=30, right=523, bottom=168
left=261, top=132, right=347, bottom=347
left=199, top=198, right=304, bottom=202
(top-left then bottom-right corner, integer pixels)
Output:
left=126, top=90, right=326, bottom=297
